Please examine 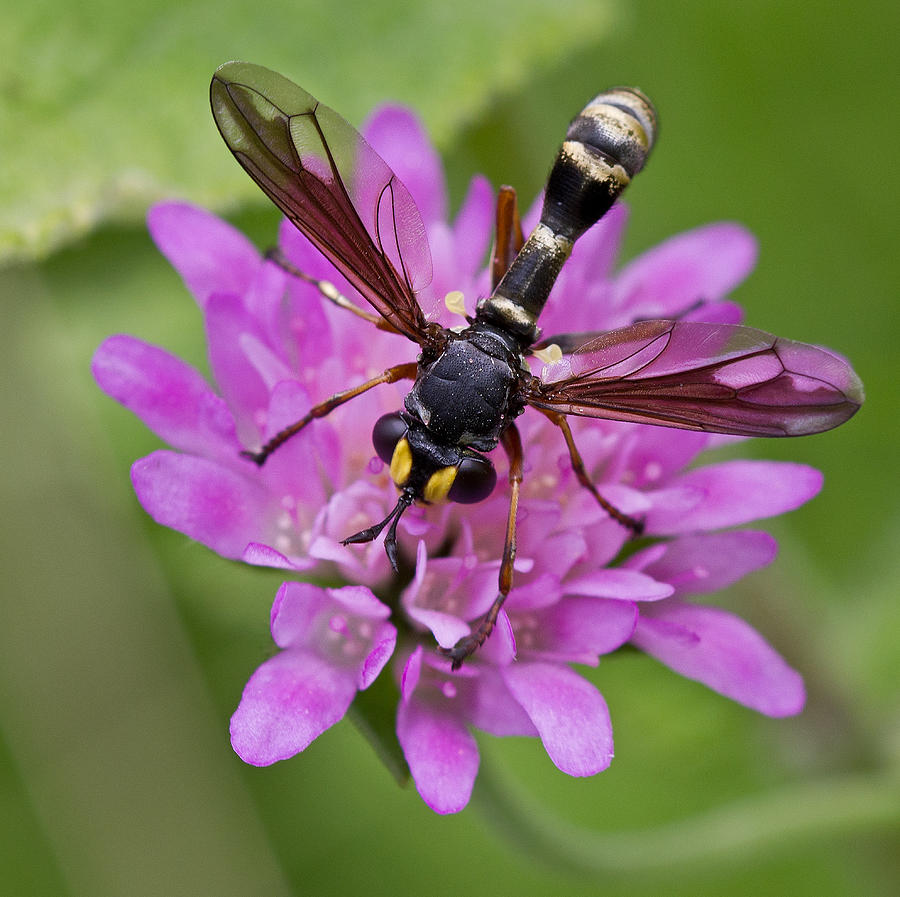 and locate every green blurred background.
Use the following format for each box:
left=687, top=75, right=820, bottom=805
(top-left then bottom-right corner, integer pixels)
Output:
left=2, top=0, right=898, bottom=894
